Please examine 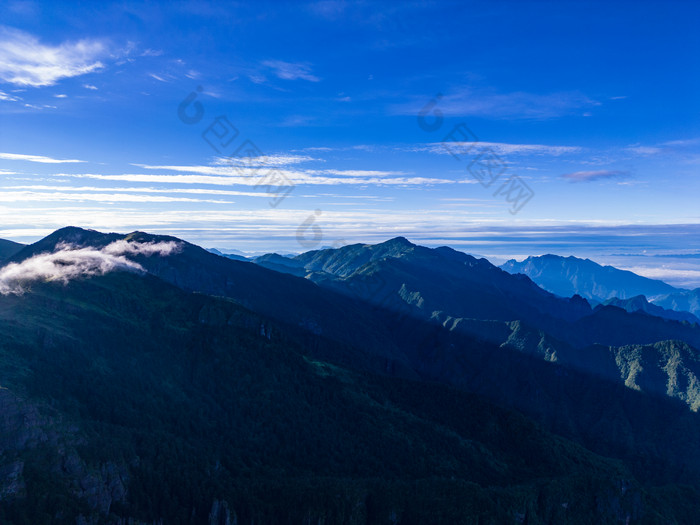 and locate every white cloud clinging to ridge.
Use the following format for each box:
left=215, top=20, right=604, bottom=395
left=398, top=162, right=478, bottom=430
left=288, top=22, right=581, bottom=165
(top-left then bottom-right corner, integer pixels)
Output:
left=0, top=239, right=183, bottom=295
